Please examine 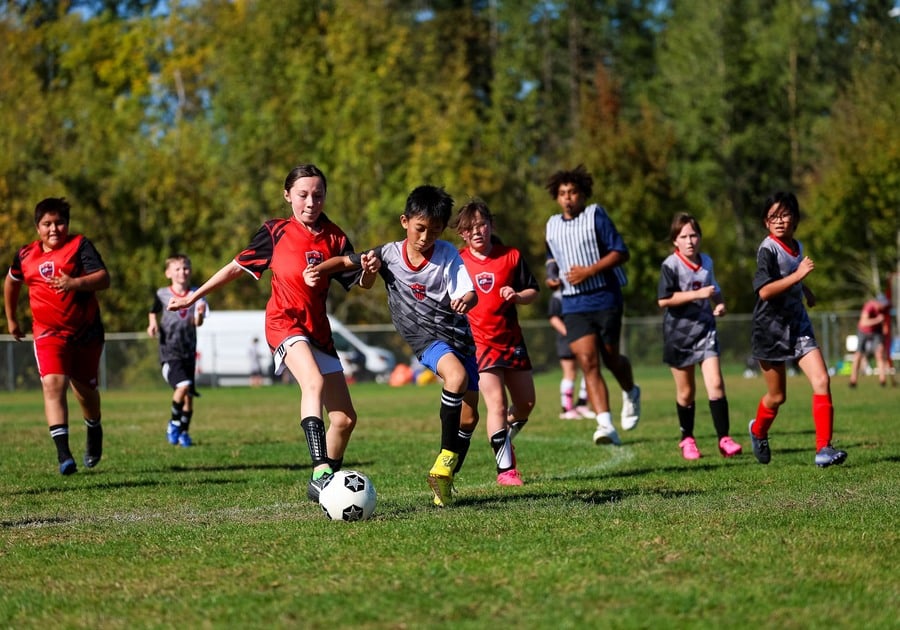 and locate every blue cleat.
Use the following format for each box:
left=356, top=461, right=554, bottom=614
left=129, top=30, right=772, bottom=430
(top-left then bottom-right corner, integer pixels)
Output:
left=748, top=419, right=771, bottom=464
left=177, top=431, right=193, bottom=448
left=166, top=421, right=181, bottom=445
left=59, top=458, right=77, bottom=476
left=815, top=446, right=847, bottom=468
